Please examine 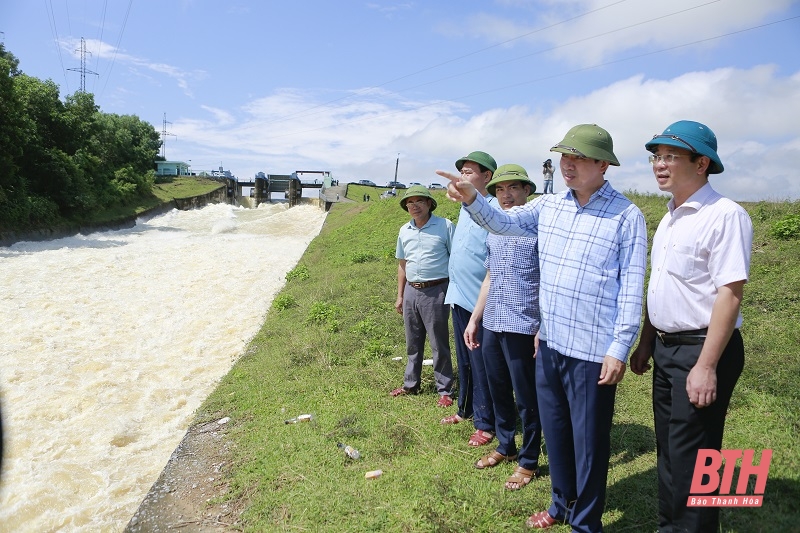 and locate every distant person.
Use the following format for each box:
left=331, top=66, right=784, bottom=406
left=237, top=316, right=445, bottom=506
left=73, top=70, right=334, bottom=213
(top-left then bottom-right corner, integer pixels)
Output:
left=630, top=120, right=753, bottom=533
left=442, top=151, right=499, bottom=447
left=392, top=185, right=456, bottom=407
left=464, top=164, right=542, bottom=490
left=441, top=123, right=647, bottom=532
left=542, top=159, right=555, bottom=194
